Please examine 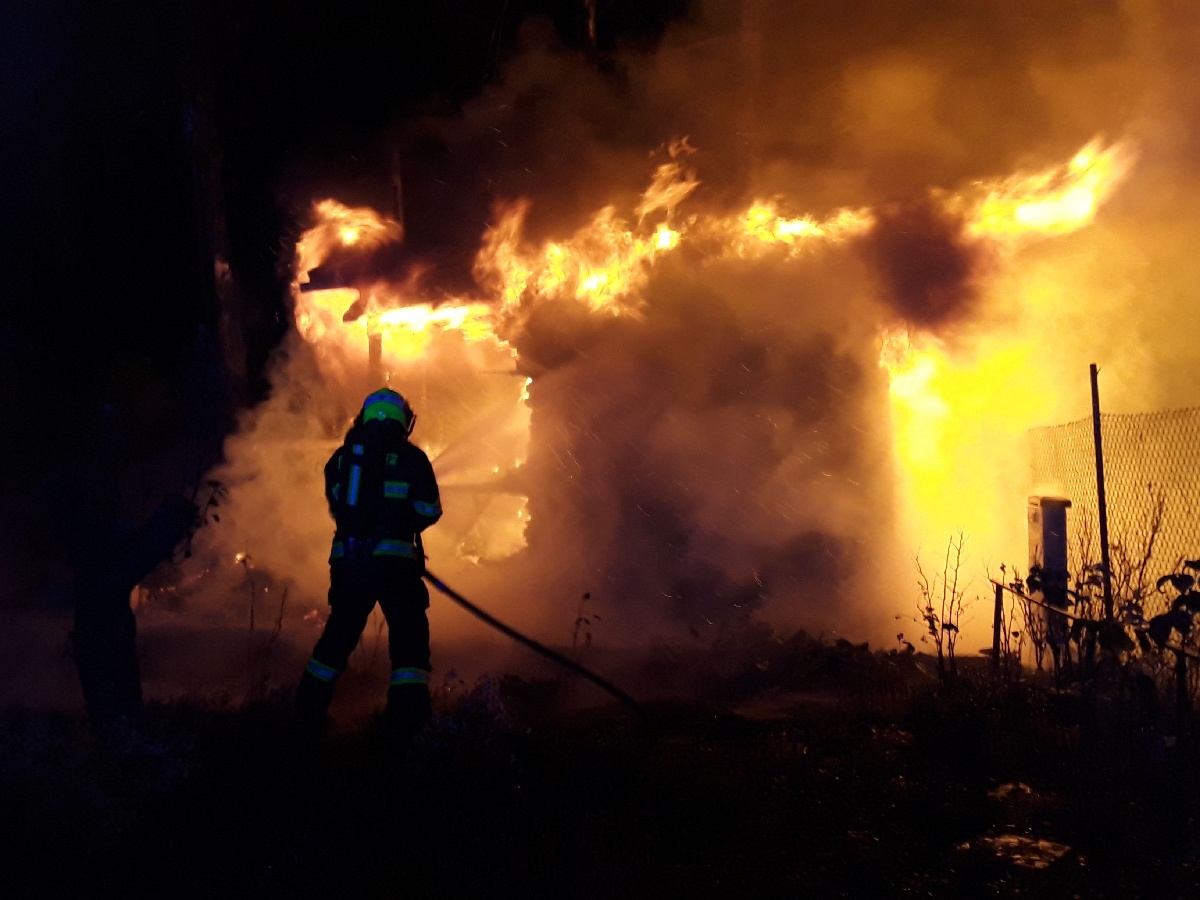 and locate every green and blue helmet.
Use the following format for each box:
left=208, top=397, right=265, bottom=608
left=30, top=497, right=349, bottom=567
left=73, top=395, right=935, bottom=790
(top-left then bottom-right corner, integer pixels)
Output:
left=362, top=388, right=415, bottom=434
